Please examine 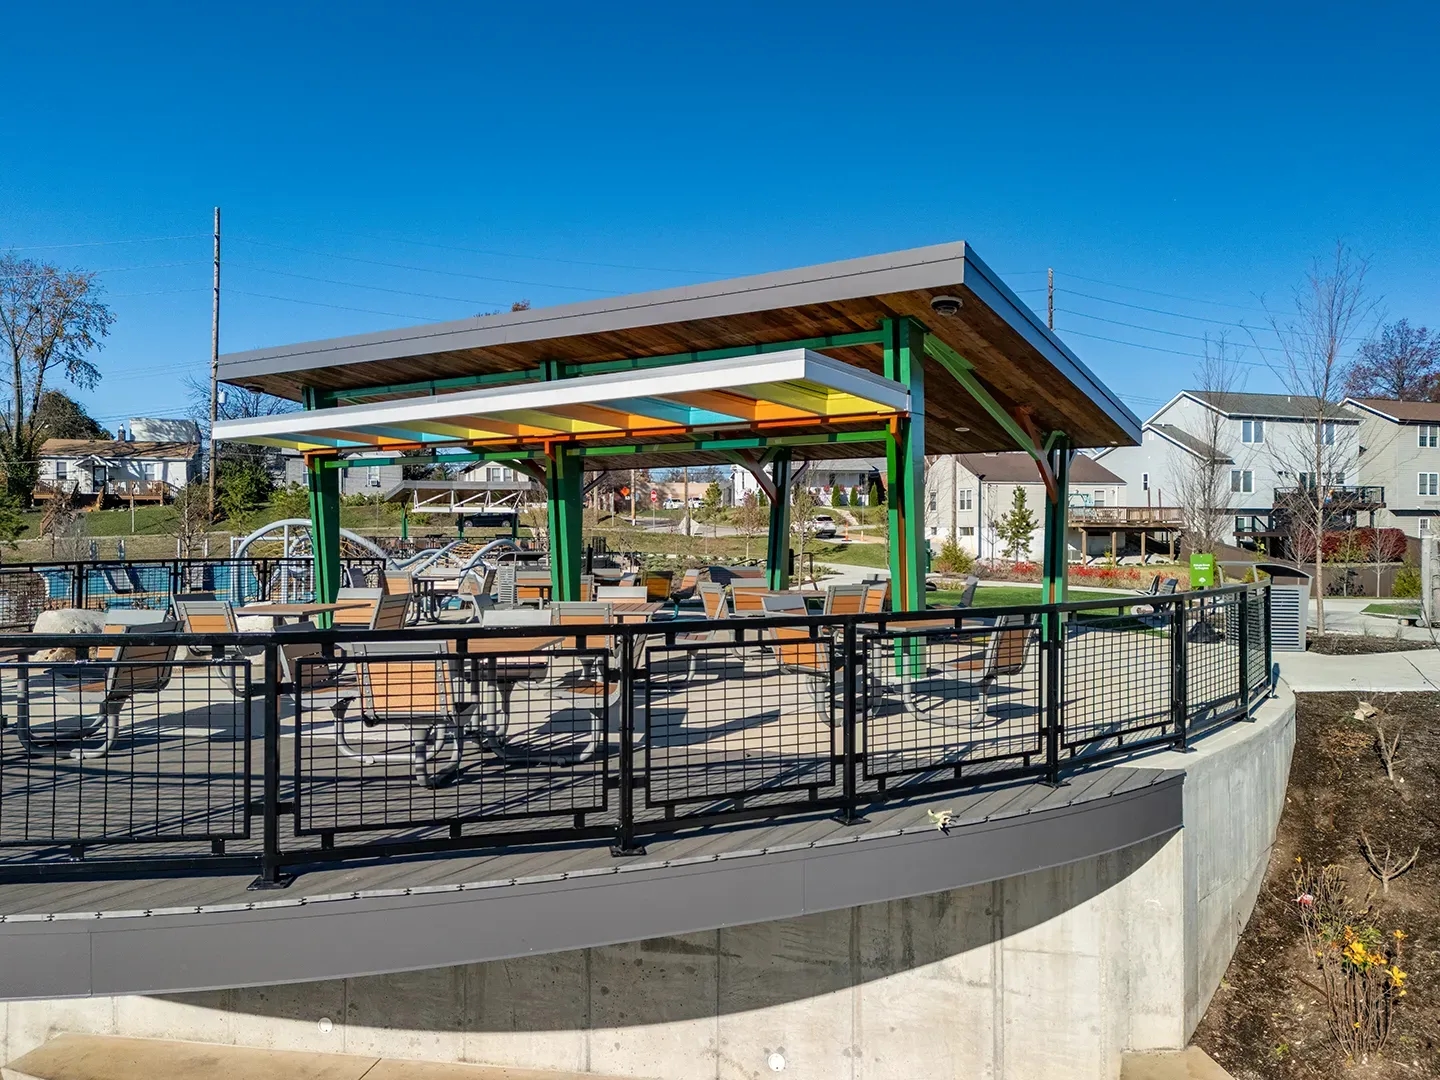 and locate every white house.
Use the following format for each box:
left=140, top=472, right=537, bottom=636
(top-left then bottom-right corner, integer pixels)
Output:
left=1344, top=397, right=1440, bottom=539
left=729, top=457, right=881, bottom=507
left=37, top=436, right=200, bottom=504
left=1096, top=391, right=1362, bottom=542
left=925, top=452, right=1127, bottom=562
